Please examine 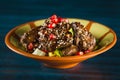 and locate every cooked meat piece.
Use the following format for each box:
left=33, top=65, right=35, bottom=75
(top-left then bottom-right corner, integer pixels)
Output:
left=71, top=22, right=96, bottom=51
left=20, top=15, right=96, bottom=56
left=20, top=26, right=41, bottom=52
left=38, top=22, right=73, bottom=52
left=62, top=45, right=78, bottom=56
left=20, top=22, right=73, bottom=52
